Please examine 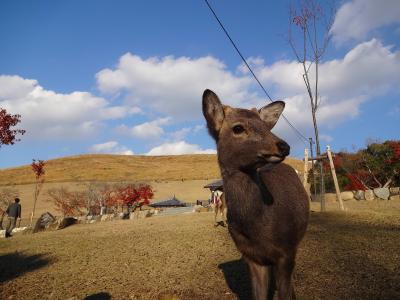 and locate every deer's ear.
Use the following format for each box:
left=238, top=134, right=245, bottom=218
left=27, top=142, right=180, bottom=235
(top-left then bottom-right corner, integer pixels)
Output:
left=259, top=101, right=285, bottom=130
left=202, top=89, right=225, bottom=140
